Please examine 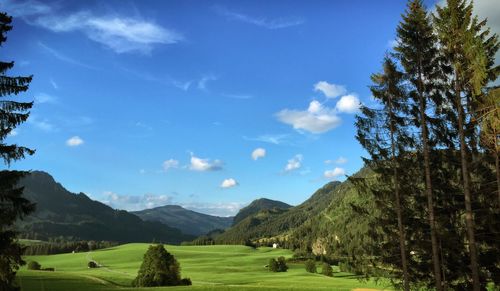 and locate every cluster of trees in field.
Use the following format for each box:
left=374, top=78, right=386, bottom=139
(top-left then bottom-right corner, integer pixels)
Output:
left=23, top=240, right=118, bottom=256
left=327, top=0, right=498, bottom=290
